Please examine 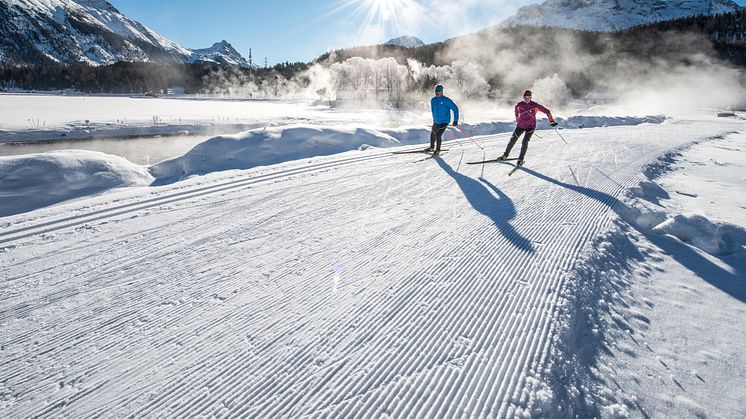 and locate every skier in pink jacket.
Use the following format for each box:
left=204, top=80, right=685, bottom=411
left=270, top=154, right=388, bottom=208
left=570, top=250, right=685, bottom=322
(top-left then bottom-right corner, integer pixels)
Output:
left=497, top=90, right=557, bottom=167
